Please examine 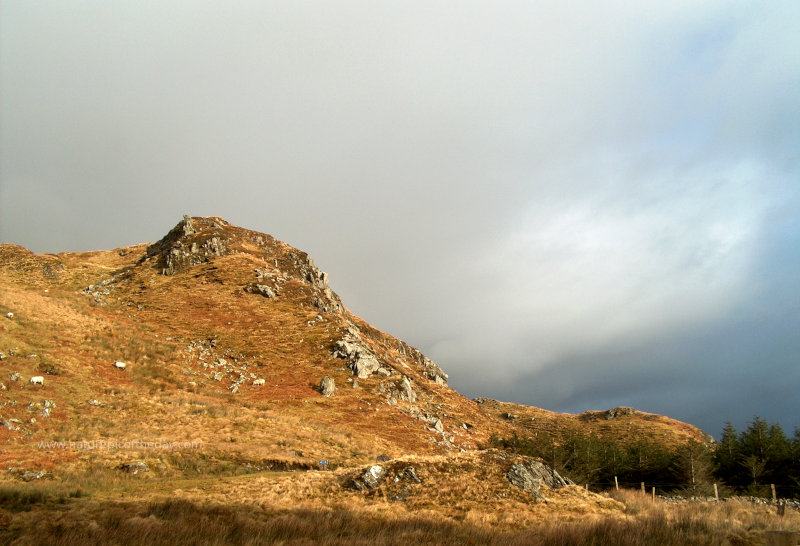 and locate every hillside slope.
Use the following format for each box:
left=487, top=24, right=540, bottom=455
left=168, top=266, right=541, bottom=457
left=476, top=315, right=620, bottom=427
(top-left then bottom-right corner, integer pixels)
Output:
left=0, top=216, right=709, bottom=478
